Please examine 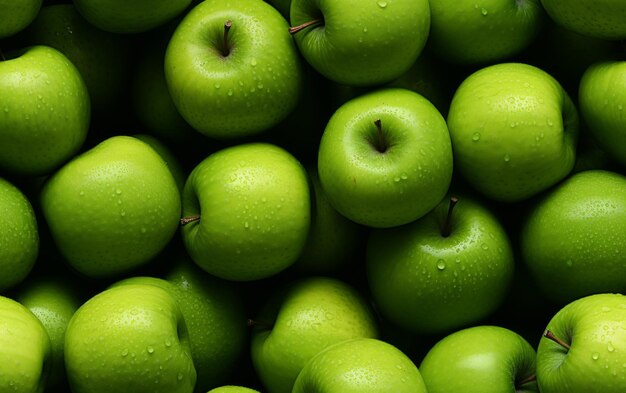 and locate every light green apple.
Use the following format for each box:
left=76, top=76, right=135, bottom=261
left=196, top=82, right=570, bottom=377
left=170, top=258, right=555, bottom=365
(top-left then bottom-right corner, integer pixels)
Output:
left=165, top=0, right=303, bottom=139
left=521, top=170, right=626, bottom=304
left=428, top=0, right=545, bottom=65
left=181, top=143, right=310, bottom=281
left=22, top=4, right=131, bottom=115
left=0, top=177, right=38, bottom=292
left=537, top=293, right=626, bottom=393
left=540, top=0, right=626, bottom=40
left=579, top=61, right=626, bottom=166
left=0, top=295, right=51, bottom=393
left=0, top=45, right=90, bottom=176
left=208, top=387, right=260, bottom=393
left=318, top=88, right=453, bottom=228
left=134, top=134, right=186, bottom=193
left=14, top=276, right=81, bottom=387
left=73, top=0, right=192, bottom=33
left=367, top=195, right=514, bottom=334
left=41, top=136, right=181, bottom=278
left=447, top=62, right=579, bottom=202
left=0, top=0, right=42, bottom=38
left=420, top=325, right=539, bottom=393
left=251, top=277, right=379, bottom=393
left=292, top=338, right=427, bottom=393
left=290, top=0, right=430, bottom=86
left=65, top=284, right=196, bottom=393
